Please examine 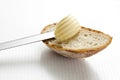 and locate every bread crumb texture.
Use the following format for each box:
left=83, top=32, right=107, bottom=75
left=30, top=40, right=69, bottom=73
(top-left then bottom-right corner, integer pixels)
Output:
left=47, top=25, right=111, bottom=50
